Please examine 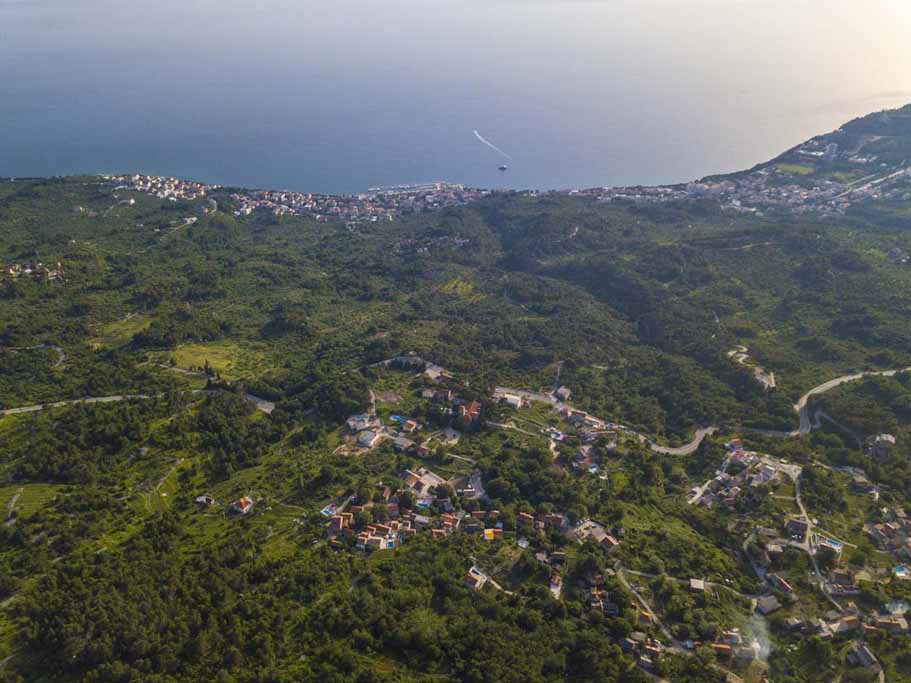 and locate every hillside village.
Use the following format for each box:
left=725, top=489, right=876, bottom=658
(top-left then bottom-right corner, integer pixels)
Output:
left=205, top=353, right=906, bottom=682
